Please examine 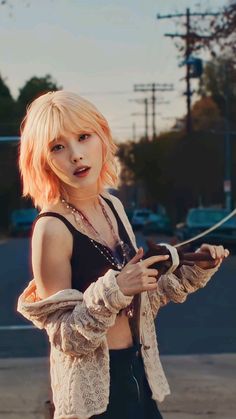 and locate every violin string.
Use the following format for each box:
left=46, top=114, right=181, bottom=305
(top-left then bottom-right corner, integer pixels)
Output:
left=174, top=208, right=236, bottom=248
